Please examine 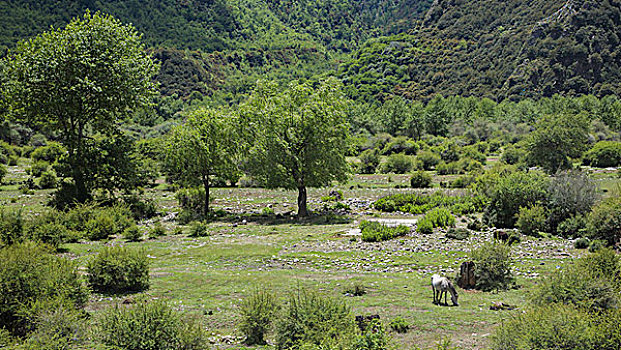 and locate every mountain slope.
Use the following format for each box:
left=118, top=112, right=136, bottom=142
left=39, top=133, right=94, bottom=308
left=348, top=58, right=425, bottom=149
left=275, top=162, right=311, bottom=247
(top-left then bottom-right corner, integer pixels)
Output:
left=339, top=0, right=621, bottom=101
